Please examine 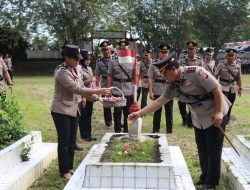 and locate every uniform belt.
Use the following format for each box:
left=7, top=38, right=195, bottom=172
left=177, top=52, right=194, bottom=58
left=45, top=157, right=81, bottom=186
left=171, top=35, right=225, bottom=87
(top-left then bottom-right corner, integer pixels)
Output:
left=187, top=95, right=212, bottom=108
left=113, top=77, right=132, bottom=83
left=143, top=76, right=148, bottom=79
left=220, top=78, right=236, bottom=83
left=154, top=79, right=166, bottom=83
left=102, top=76, right=107, bottom=79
